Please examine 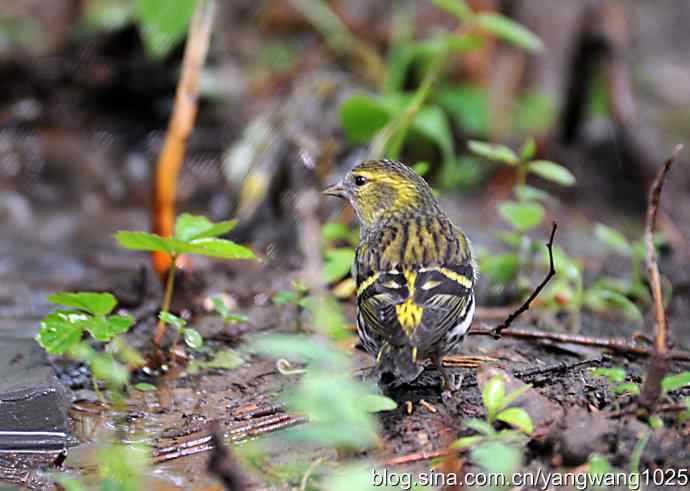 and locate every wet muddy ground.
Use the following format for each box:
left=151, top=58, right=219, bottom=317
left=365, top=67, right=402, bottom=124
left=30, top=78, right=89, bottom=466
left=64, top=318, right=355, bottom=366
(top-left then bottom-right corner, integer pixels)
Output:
left=1, top=174, right=689, bottom=490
